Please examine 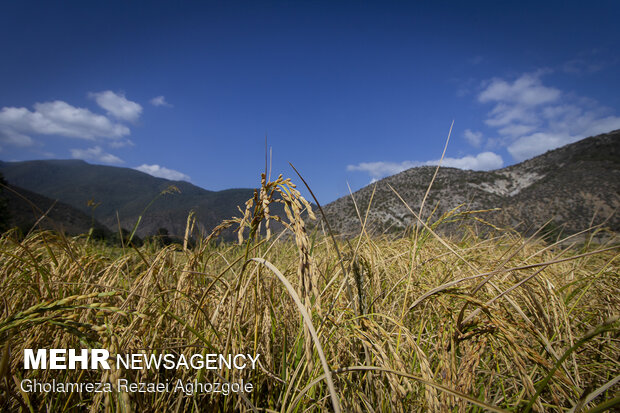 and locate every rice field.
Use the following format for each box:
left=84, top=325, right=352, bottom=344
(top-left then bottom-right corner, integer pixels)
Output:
left=0, top=173, right=618, bottom=412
